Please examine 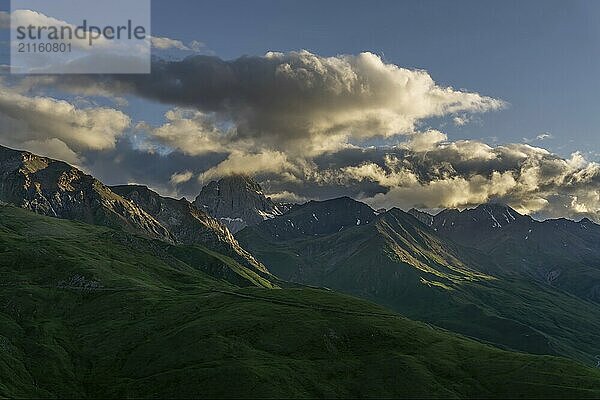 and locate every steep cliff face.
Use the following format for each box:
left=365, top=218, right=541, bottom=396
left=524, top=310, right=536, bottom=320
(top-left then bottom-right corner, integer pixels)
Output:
left=112, top=184, right=269, bottom=274
left=193, top=175, right=285, bottom=232
left=0, top=145, right=173, bottom=241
